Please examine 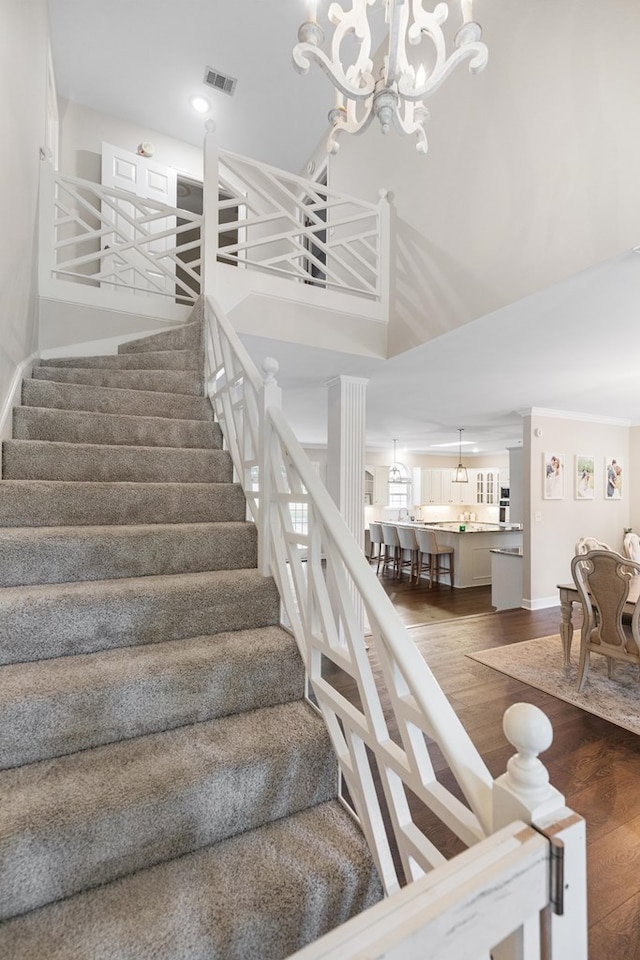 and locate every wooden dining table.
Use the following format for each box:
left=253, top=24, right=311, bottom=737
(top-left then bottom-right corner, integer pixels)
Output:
left=556, top=577, right=640, bottom=666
